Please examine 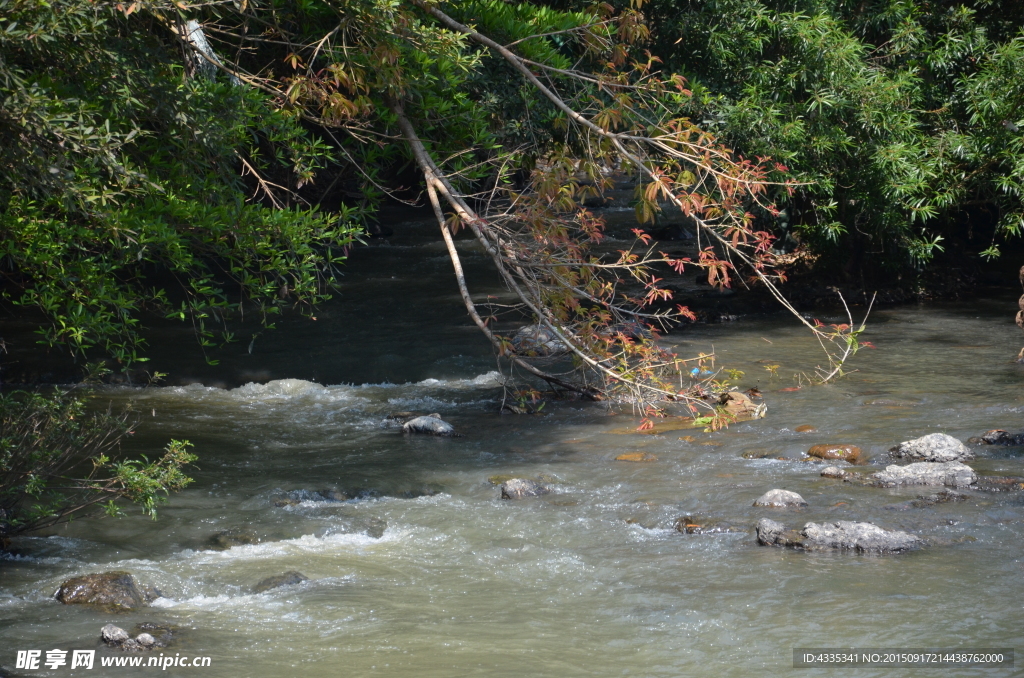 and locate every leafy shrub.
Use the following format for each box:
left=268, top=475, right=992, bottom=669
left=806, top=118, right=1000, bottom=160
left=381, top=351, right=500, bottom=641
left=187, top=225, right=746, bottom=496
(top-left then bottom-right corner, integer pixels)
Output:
left=0, top=390, right=196, bottom=542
